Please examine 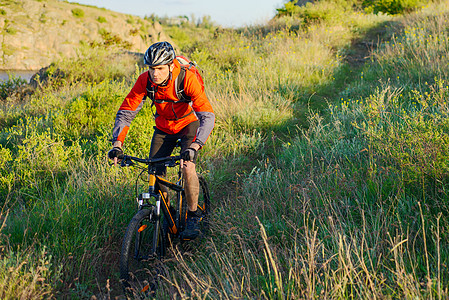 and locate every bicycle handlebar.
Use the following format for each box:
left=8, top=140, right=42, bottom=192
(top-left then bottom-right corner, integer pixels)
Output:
left=120, top=154, right=182, bottom=168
